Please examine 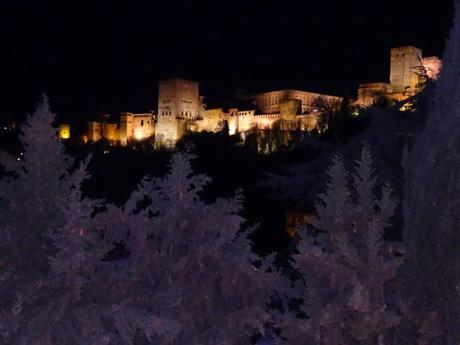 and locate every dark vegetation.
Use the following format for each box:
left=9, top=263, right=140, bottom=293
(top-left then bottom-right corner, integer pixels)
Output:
left=1, top=3, right=459, bottom=343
